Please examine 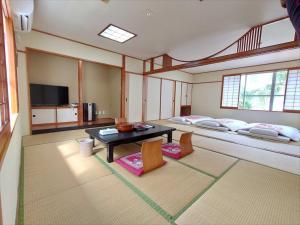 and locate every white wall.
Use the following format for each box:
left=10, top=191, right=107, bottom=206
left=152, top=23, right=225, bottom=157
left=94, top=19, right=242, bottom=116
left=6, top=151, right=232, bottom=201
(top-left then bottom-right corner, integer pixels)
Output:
left=18, top=31, right=122, bottom=67
left=0, top=57, right=26, bottom=224
left=83, top=61, right=121, bottom=118
left=28, top=50, right=79, bottom=103
left=0, top=119, right=22, bottom=225
left=192, top=60, right=300, bottom=128
left=17, top=52, right=30, bottom=136
left=125, top=57, right=143, bottom=74
left=108, top=67, right=121, bottom=118
left=151, top=70, right=193, bottom=83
